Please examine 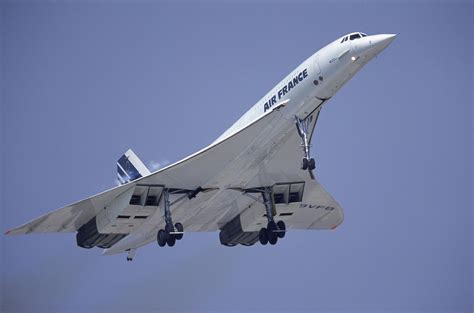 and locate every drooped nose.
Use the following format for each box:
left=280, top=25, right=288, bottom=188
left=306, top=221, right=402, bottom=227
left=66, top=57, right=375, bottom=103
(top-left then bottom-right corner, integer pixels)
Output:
left=367, top=34, right=397, bottom=55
